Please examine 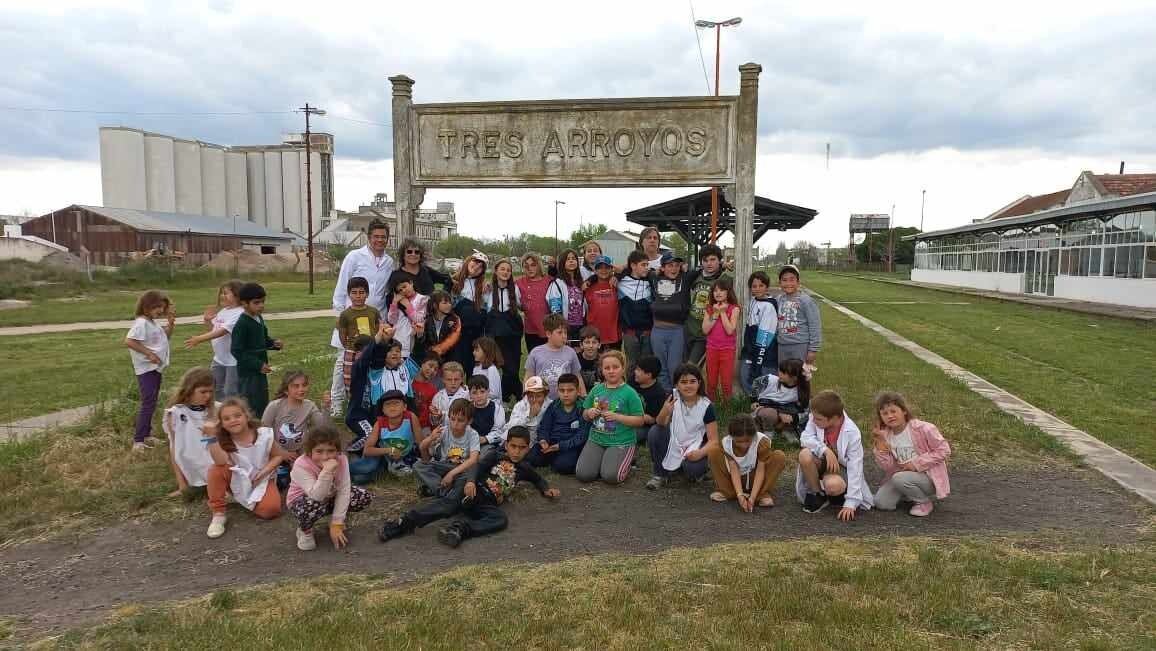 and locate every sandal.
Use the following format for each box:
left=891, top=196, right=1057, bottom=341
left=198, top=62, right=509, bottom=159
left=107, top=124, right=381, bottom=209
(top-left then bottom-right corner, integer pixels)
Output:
left=757, top=495, right=775, bottom=508
left=709, top=491, right=728, bottom=502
